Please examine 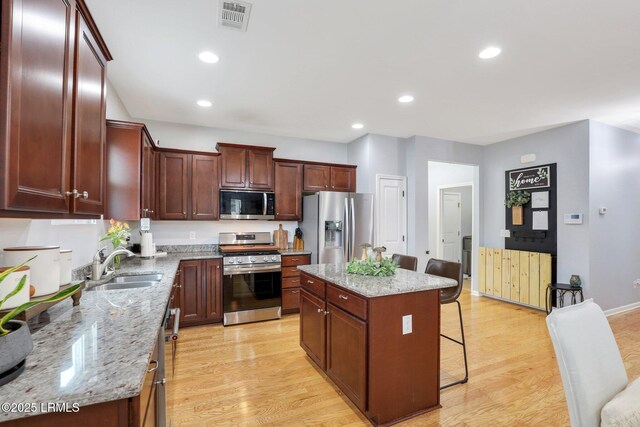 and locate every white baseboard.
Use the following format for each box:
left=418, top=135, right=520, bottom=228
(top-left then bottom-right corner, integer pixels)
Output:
left=470, top=290, right=480, bottom=297
left=604, top=301, right=640, bottom=317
